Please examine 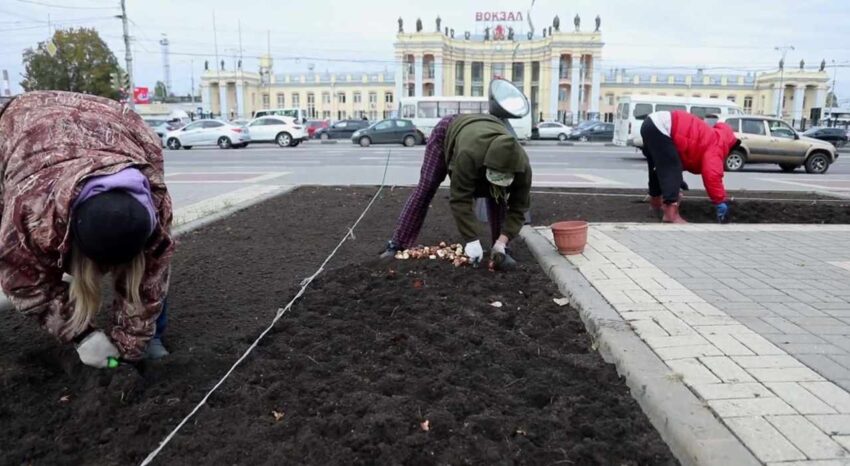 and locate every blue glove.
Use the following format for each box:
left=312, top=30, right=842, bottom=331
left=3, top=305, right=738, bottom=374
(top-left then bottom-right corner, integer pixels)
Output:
left=715, top=202, right=729, bottom=223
